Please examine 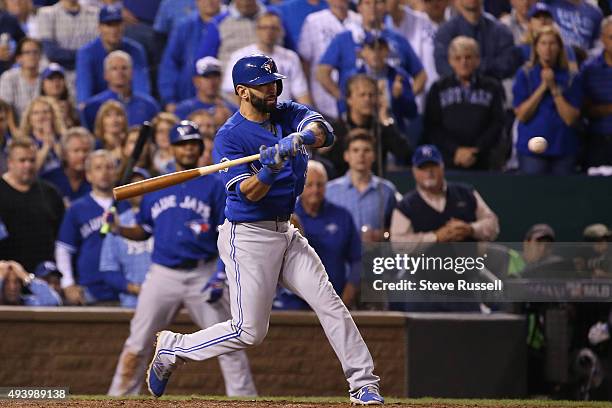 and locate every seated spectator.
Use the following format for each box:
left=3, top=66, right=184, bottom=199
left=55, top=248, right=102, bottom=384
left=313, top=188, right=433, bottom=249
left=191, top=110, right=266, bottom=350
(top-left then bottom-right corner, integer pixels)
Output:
left=5, top=0, right=39, bottom=37
left=55, top=150, right=130, bottom=305
left=319, top=74, right=413, bottom=178
left=297, top=0, right=361, bottom=119
left=0, top=137, right=65, bottom=272
left=325, top=130, right=399, bottom=243
left=99, top=168, right=153, bottom=308
left=351, top=35, right=420, bottom=137
left=424, top=36, right=505, bottom=170
left=41, top=127, right=93, bottom=207
left=33, top=260, right=64, bottom=301
left=157, top=0, right=225, bottom=110
left=318, top=0, right=425, bottom=115
left=81, top=51, right=160, bottom=131
left=19, top=96, right=66, bottom=174
left=93, top=100, right=128, bottom=162
left=500, top=0, right=535, bottom=44
left=176, top=56, right=236, bottom=120
left=0, top=259, right=62, bottom=306
left=35, top=0, right=99, bottom=77
left=517, top=2, right=578, bottom=72
left=546, top=0, right=603, bottom=56
left=151, top=112, right=178, bottom=175
left=0, top=99, right=15, bottom=173
left=76, top=4, right=151, bottom=105
left=581, top=16, right=612, bottom=173
left=513, top=26, right=582, bottom=175
left=0, top=37, right=43, bottom=120
left=0, top=8, right=26, bottom=76
left=390, top=144, right=499, bottom=243
left=40, top=64, right=80, bottom=128
left=222, top=12, right=312, bottom=106
left=434, top=0, right=519, bottom=81
left=205, top=0, right=266, bottom=68
left=293, top=161, right=362, bottom=308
